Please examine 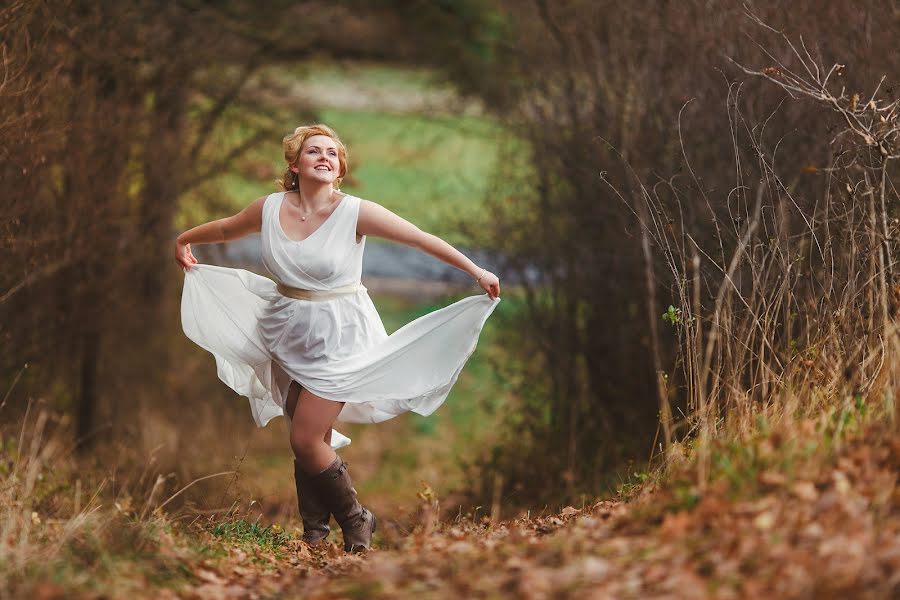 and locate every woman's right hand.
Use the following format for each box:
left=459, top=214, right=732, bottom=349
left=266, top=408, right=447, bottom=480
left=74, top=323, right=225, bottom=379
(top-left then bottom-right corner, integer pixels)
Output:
left=175, top=239, right=198, bottom=271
